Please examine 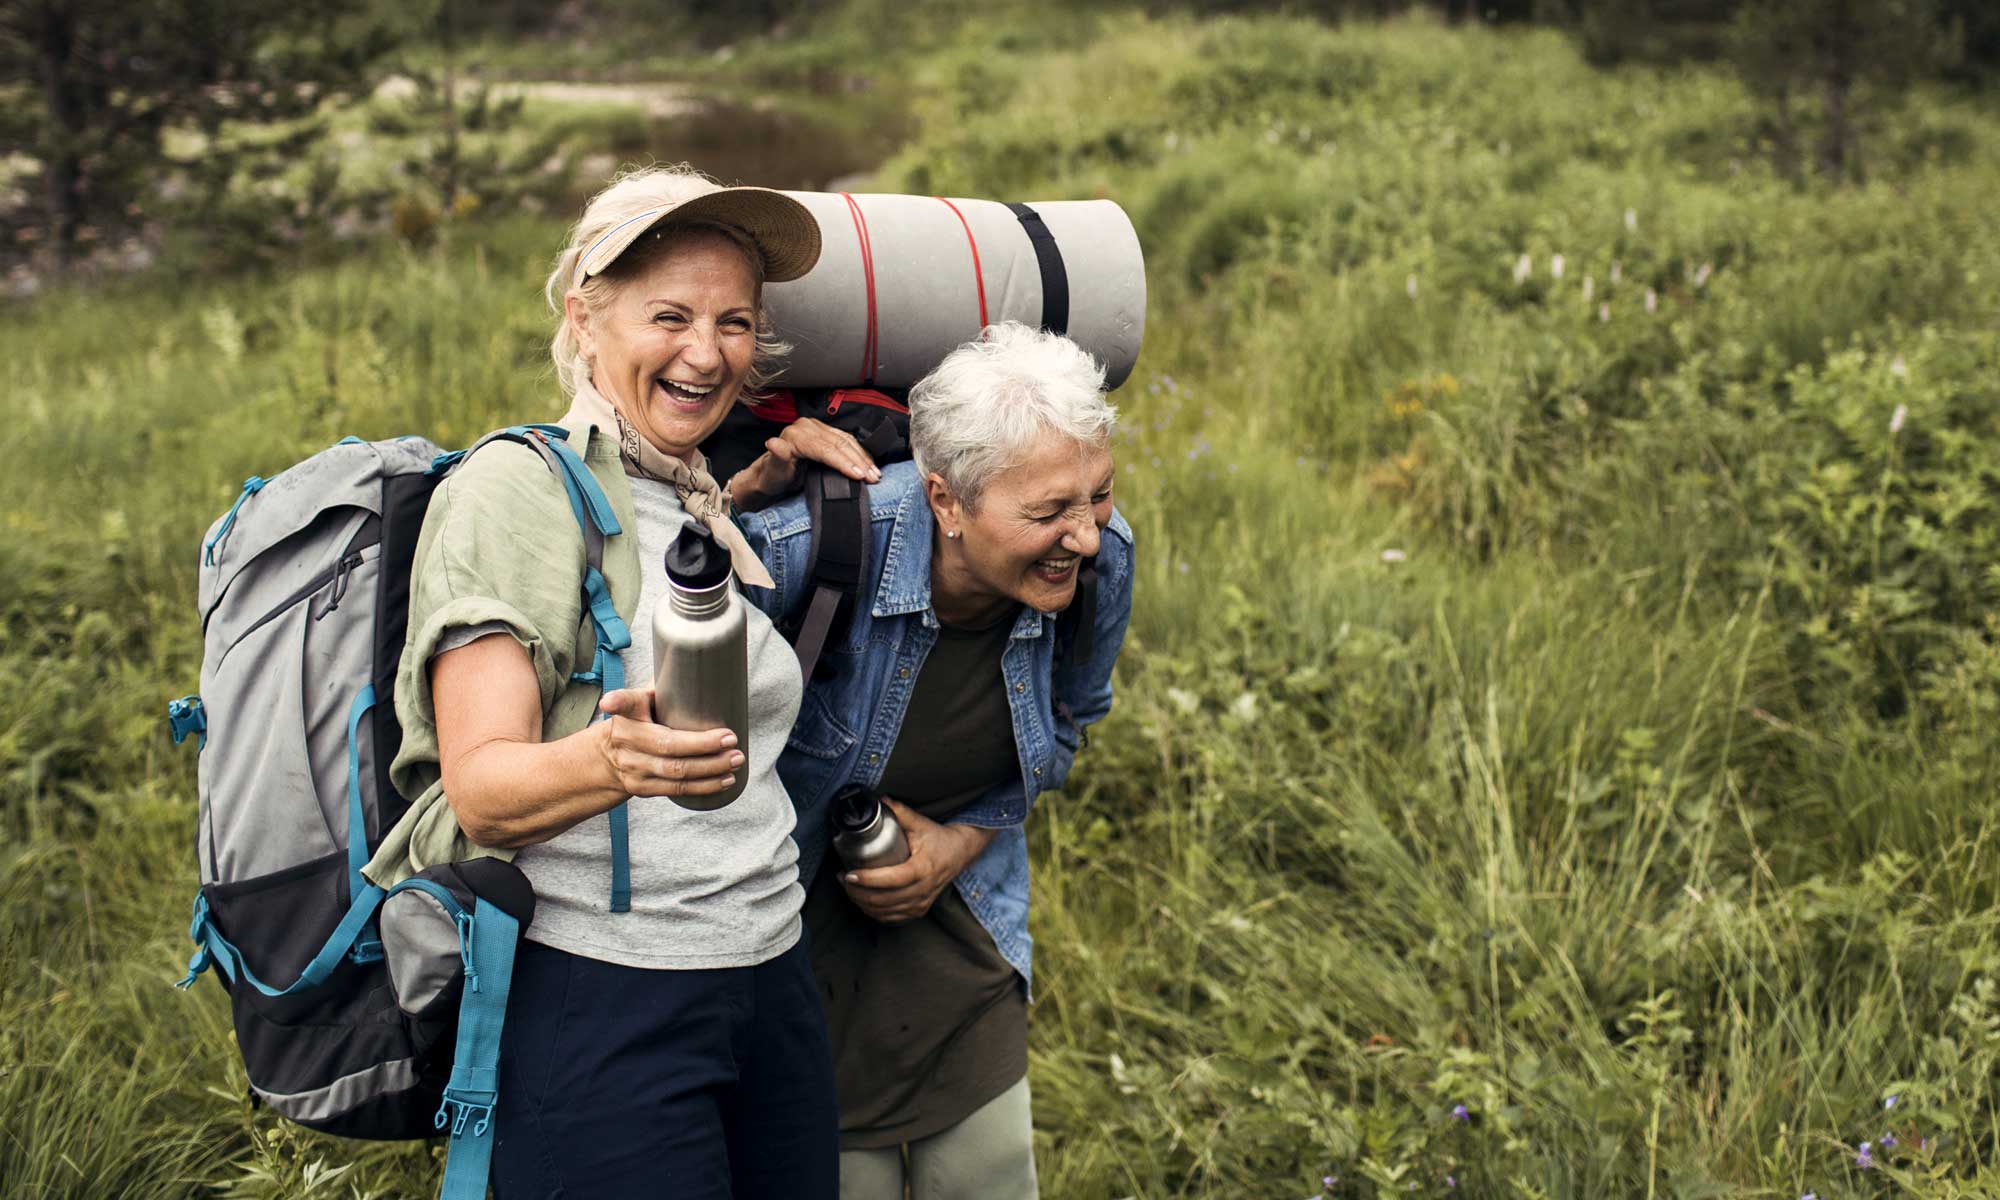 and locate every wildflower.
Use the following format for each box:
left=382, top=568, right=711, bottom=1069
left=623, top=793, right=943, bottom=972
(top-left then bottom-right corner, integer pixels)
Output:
left=1624, top=207, right=1637, bottom=232
left=1694, top=262, right=1713, bottom=288
left=1890, top=403, right=1907, bottom=435
left=1889, top=354, right=1909, bottom=381
left=1856, top=1141, right=1875, bottom=1169
left=1881, top=1131, right=1898, bottom=1148
left=1381, top=548, right=1407, bottom=564
left=1884, top=1095, right=1900, bottom=1110
left=1550, top=253, right=1565, bottom=279
left=1644, top=288, right=1658, bottom=315
left=1599, top=303, right=1611, bottom=323
left=1447, top=1176, right=1457, bottom=1189
left=1407, top=273, right=1420, bottom=300
left=1801, top=1193, right=1819, bottom=1200
left=1177, top=562, right=1189, bottom=575
left=1452, top=1104, right=1471, bottom=1121
left=1513, top=254, right=1532, bottom=284
left=1582, top=275, right=1594, bottom=303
